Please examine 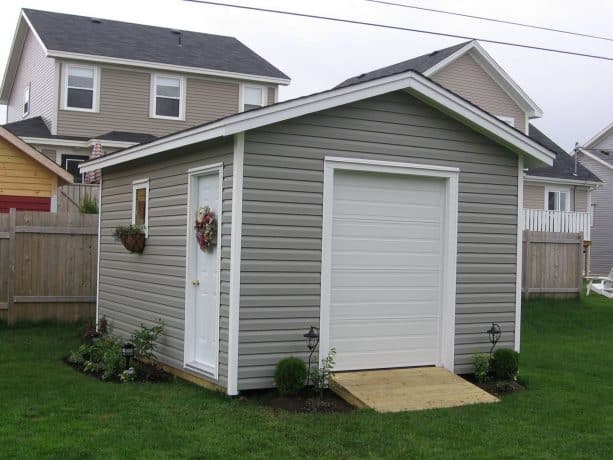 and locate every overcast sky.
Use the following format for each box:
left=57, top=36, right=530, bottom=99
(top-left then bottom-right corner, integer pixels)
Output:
left=0, top=0, right=611, bottom=150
